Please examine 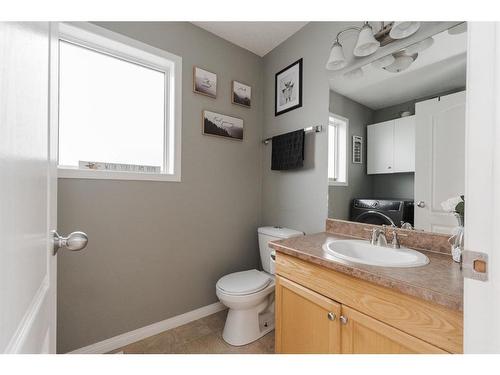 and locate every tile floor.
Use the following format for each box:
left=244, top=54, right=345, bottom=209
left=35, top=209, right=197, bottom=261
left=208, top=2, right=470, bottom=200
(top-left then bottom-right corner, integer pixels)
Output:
left=110, top=309, right=275, bottom=354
